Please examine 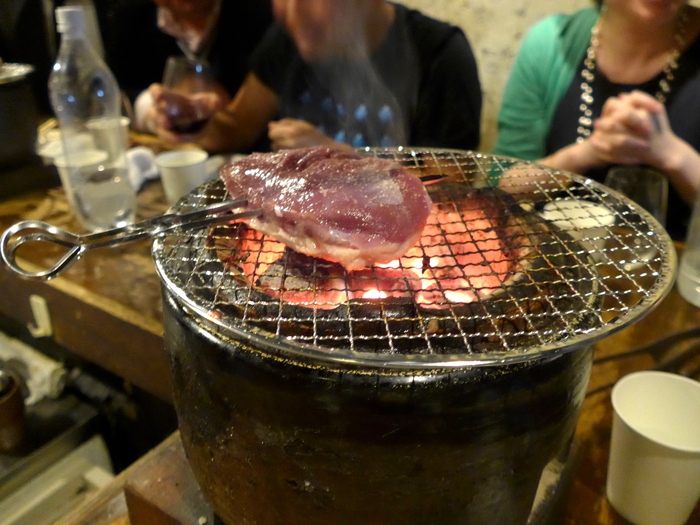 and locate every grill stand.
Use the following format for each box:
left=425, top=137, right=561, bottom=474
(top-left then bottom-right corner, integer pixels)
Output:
left=164, top=292, right=593, bottom=525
